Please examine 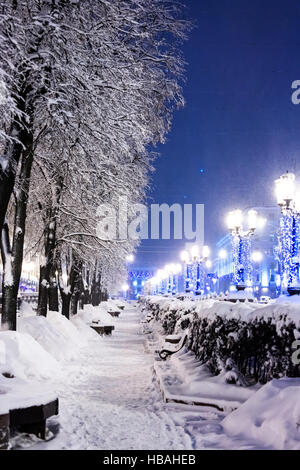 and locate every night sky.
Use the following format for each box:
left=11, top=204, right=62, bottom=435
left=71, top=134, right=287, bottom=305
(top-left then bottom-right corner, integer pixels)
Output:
left=135, top=0, right=300, bottom=269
